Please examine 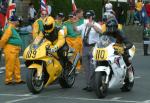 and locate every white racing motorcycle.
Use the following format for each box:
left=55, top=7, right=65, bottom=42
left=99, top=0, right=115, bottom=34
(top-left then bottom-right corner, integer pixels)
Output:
left=92, top=35, right=135, bottom=98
